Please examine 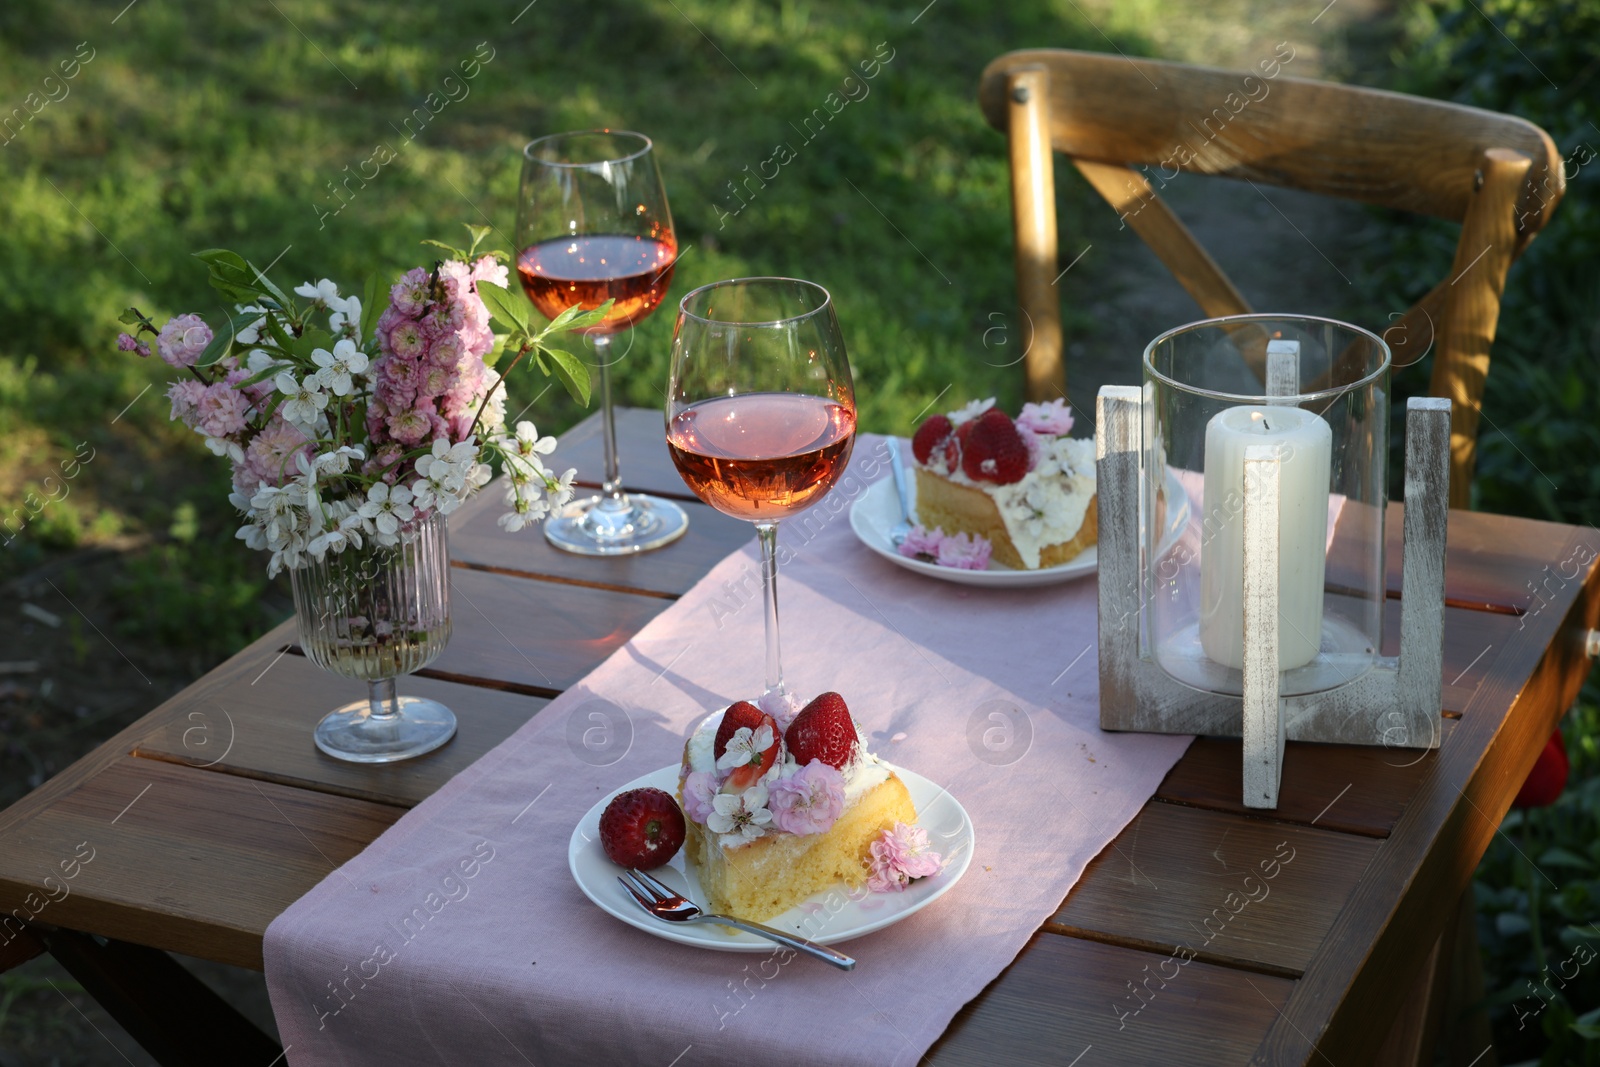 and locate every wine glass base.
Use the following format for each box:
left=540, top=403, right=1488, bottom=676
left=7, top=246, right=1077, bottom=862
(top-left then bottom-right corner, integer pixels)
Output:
left=314, top=696, right=458, bottom=764
left=544, top=492, right=690, bottom=556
